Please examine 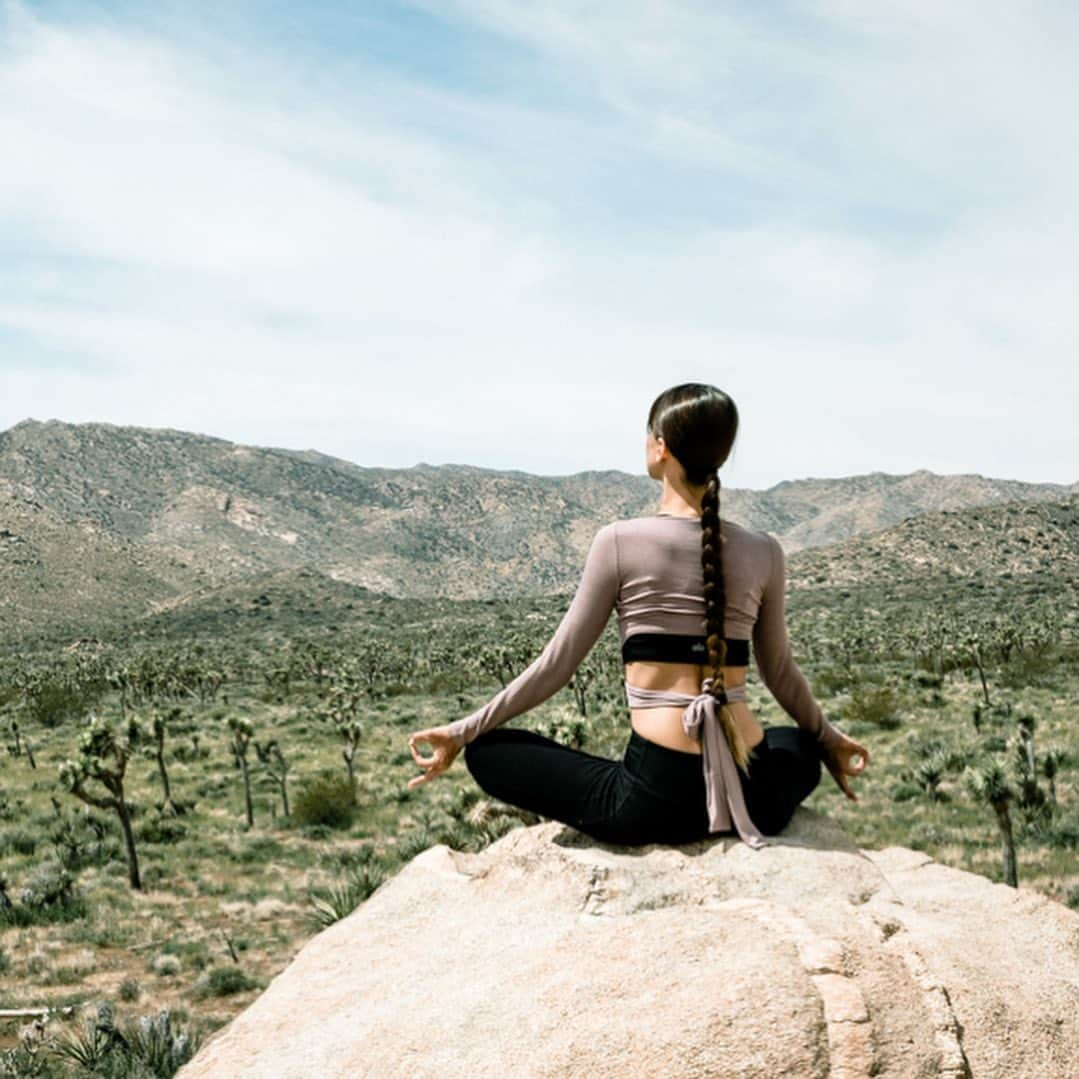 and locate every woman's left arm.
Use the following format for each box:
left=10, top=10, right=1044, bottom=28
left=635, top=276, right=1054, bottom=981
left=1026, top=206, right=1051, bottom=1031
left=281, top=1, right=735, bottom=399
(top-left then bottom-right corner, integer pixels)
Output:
left=445, top=523, right=620, bottom=749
